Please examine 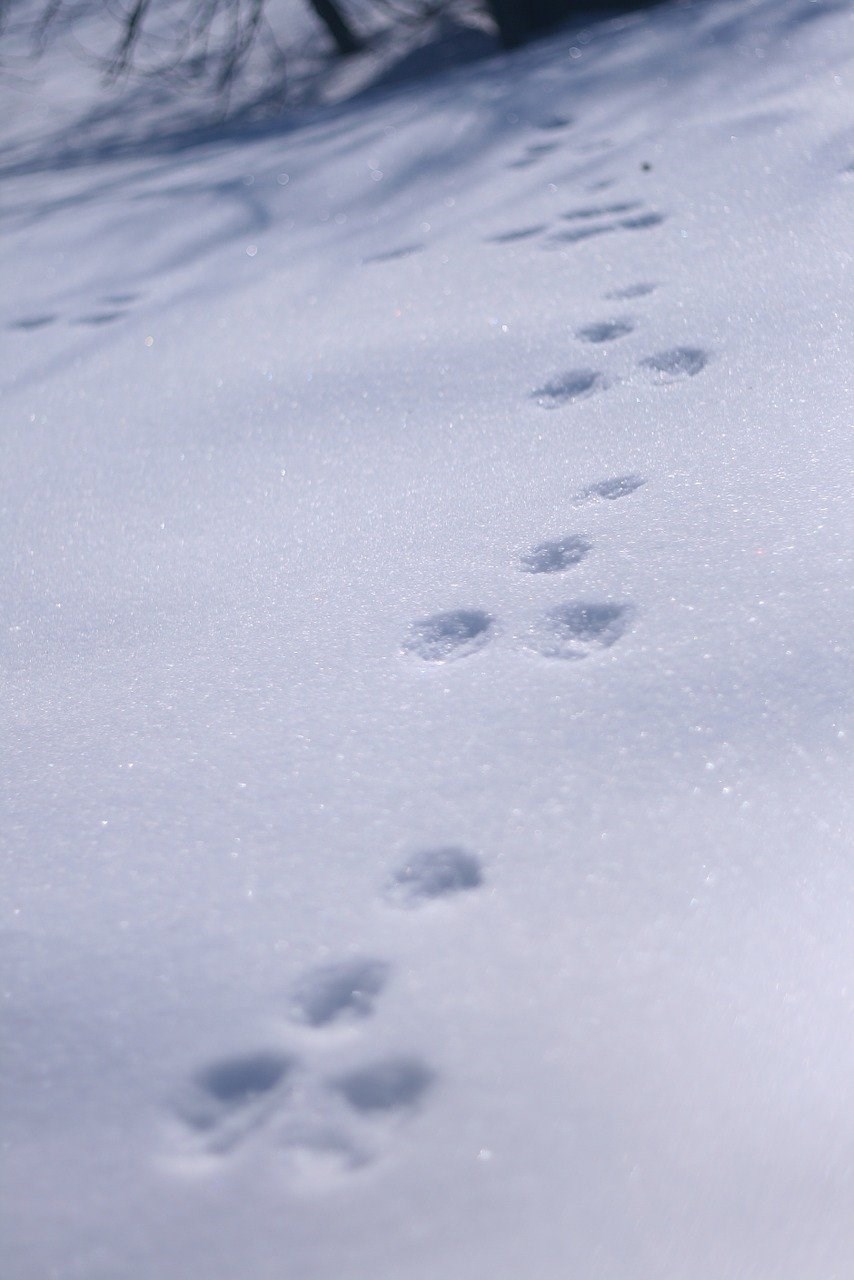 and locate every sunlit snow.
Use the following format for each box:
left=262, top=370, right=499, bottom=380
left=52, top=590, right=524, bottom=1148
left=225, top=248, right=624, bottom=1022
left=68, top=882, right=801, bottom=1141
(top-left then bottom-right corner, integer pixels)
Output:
left=2, top=0, right=854, bottom=1276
